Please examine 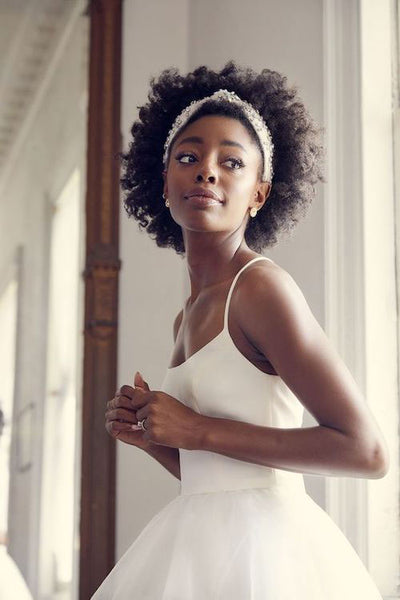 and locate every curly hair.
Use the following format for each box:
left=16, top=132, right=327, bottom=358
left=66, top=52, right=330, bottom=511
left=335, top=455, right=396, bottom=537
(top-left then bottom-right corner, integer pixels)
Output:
left=119, top=60, right=325, bottom=256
